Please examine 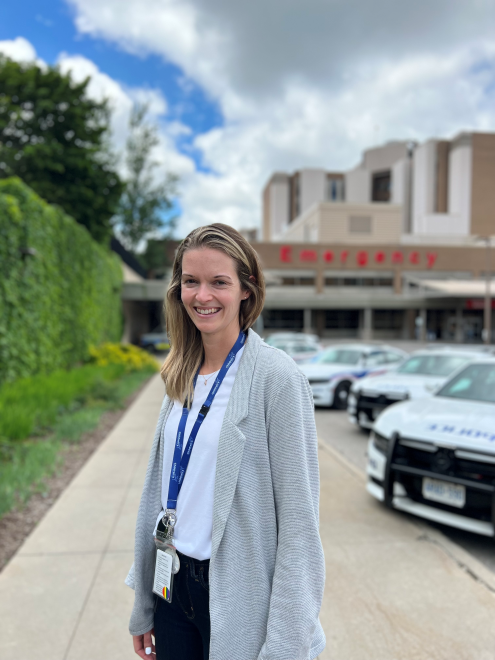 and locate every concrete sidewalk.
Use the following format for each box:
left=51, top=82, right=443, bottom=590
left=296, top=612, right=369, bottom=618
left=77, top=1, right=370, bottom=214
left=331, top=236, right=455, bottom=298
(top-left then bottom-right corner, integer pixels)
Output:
left=1, top=373, right=495, bottom=659
left=317, top=444, right=495, bottom=660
